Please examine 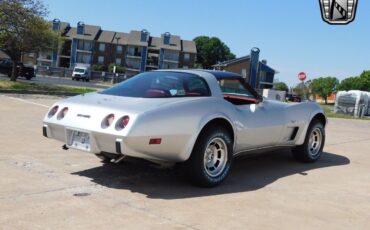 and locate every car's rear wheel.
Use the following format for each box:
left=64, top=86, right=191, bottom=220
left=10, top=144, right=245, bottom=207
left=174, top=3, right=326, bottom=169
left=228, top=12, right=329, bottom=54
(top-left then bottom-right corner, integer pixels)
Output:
left=185, top=127, right=233, bottom=187
left=292, top=120, right=325, bottom=162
